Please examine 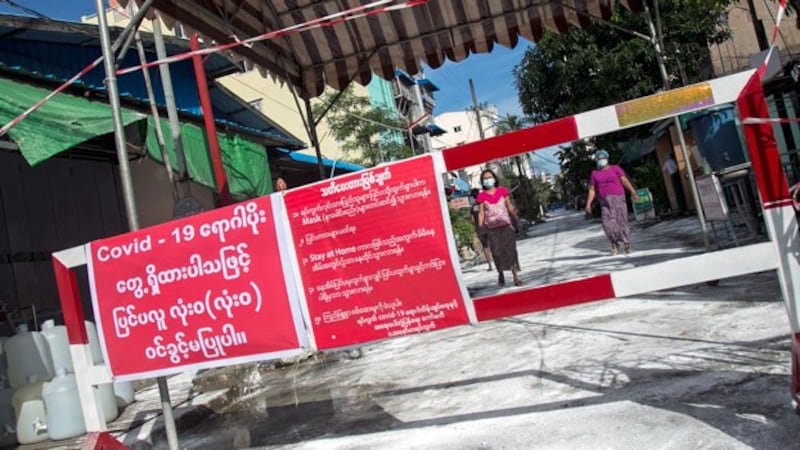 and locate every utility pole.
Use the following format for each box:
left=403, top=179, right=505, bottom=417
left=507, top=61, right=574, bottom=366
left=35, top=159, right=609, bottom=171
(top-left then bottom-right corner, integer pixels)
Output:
left=469, top=79, right=485, bottom=140
left=645, top=0, right=711, bottom=250
left=745, top=0, right=770, bottom=51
